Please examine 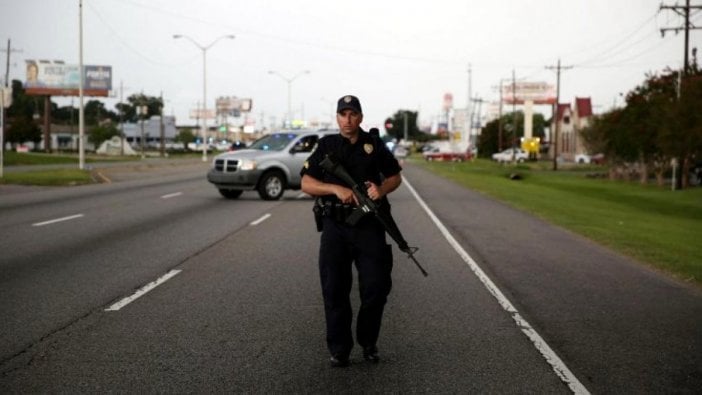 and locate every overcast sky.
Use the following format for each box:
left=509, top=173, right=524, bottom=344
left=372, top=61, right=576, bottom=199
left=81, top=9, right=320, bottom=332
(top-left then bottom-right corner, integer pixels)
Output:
left=1, top=0, right=700, bottom=131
